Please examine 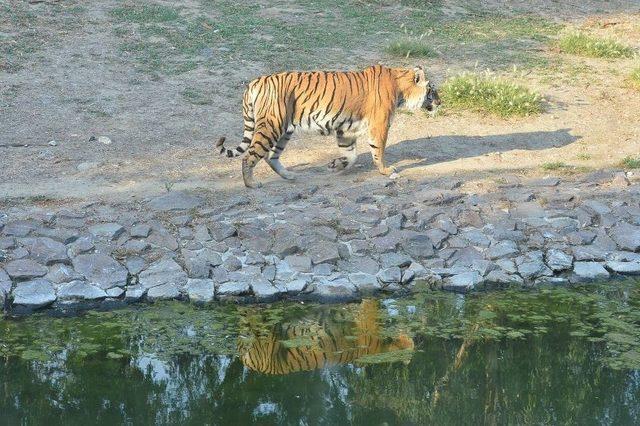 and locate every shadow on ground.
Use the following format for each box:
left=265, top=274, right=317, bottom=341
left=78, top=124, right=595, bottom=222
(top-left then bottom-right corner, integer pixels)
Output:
left=381, top=128, right=580, bottom=171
